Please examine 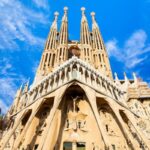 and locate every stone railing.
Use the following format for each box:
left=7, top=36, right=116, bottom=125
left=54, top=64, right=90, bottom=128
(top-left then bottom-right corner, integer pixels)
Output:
left=27, top=56, right=125, bottom=104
